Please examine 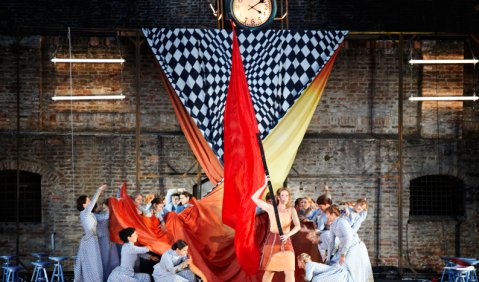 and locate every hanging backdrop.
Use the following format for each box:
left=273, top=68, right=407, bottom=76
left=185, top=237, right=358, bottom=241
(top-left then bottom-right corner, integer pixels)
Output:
left=143, top=28, right=347, bottom=161
left=110, top=28, right=347, bottom=282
